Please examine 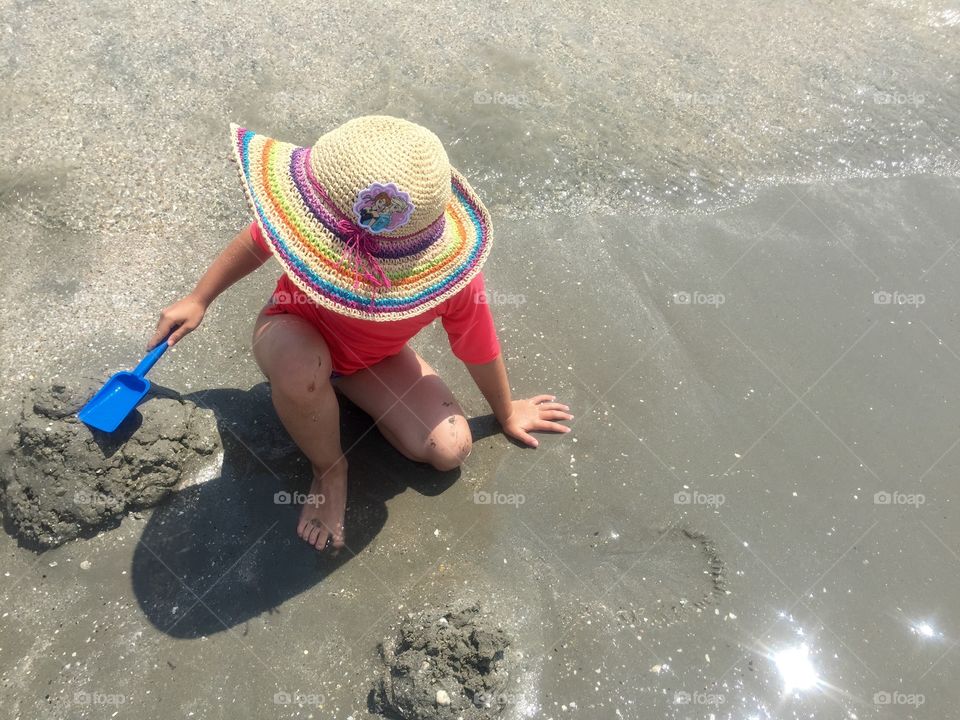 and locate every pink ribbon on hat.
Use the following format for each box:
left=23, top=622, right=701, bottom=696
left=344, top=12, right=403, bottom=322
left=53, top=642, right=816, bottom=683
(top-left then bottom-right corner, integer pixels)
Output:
left=334, top=219, right=393, bottom=300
